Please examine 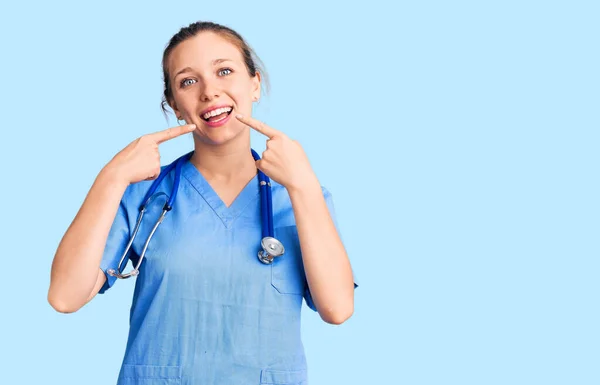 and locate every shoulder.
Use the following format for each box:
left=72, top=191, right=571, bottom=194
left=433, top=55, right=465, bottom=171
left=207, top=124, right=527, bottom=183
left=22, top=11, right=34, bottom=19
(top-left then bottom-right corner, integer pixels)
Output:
left=270, top=180, right=332, bottom=200
left=269, top=180, right=333, bottom=225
